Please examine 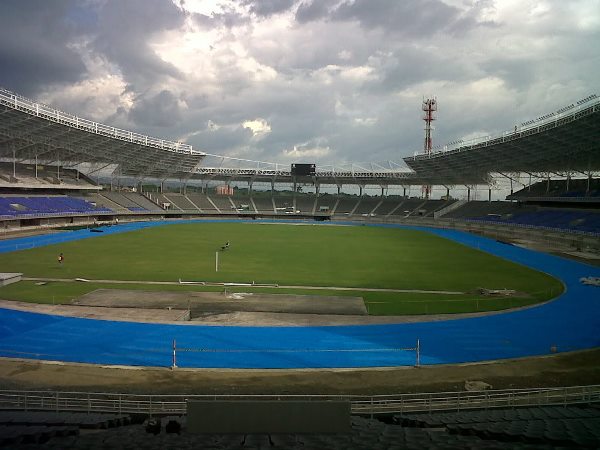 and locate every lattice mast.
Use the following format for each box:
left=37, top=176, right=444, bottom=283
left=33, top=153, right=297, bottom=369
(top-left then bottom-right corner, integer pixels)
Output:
left=422, top=97, right=437, bottom=198
left=423, top=98, right=437, bottom=154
